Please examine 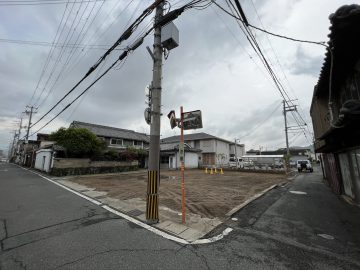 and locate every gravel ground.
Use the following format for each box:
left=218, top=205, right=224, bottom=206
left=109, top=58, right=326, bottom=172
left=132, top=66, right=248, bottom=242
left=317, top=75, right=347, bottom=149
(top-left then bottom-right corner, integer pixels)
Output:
left=69, top=169, right=288, bottom=219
